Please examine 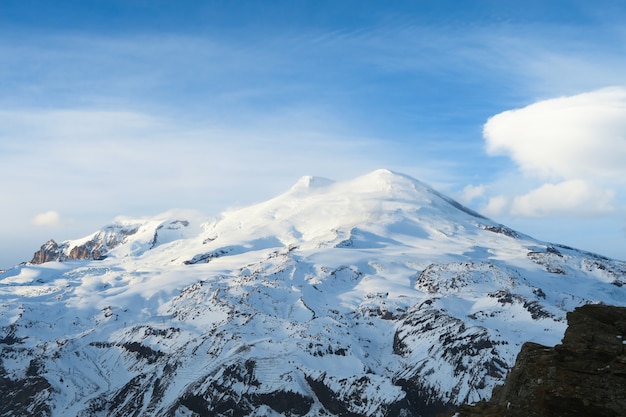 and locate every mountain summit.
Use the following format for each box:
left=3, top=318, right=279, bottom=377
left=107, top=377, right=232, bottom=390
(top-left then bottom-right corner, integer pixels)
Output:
left=2, top=170, right=625, bottom=417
